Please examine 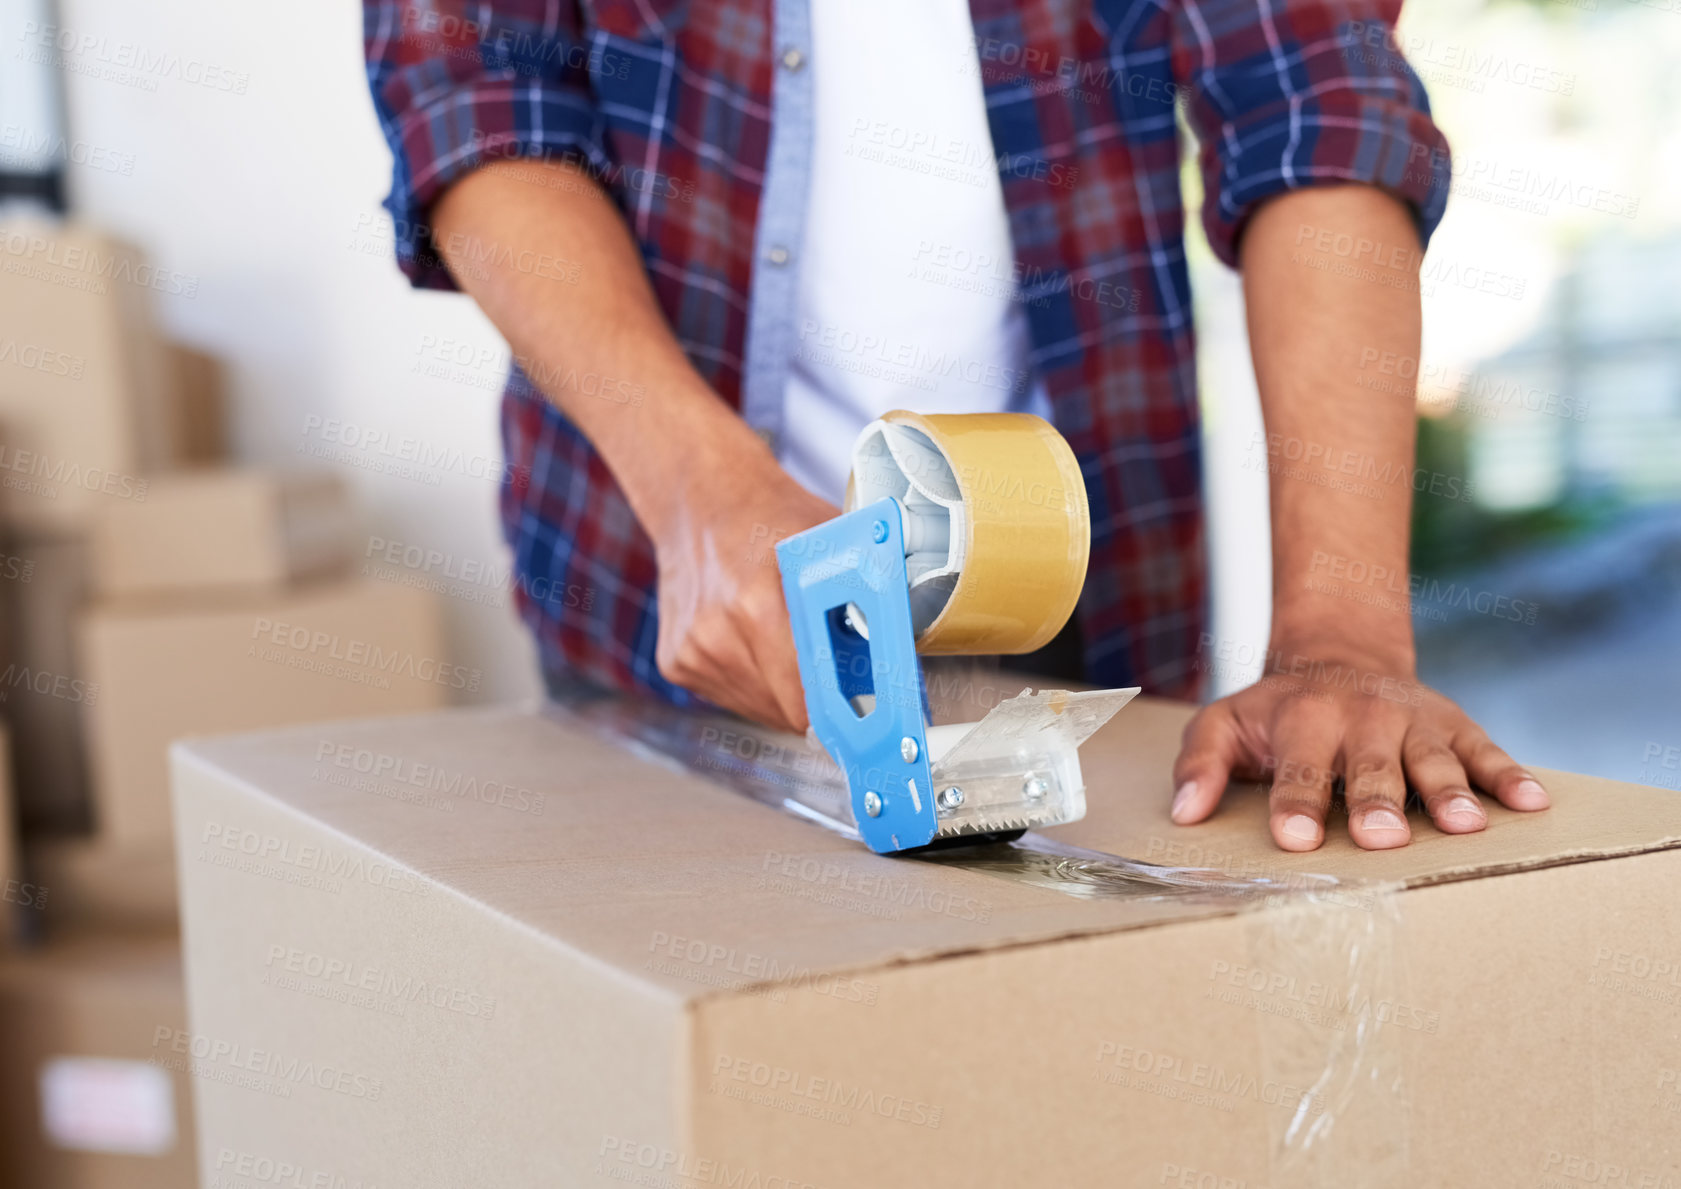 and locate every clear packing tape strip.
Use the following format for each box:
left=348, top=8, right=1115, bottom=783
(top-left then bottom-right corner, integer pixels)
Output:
left=547, top=691, right=1415, bottom=1187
